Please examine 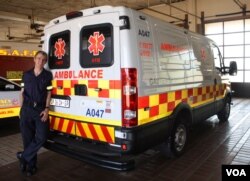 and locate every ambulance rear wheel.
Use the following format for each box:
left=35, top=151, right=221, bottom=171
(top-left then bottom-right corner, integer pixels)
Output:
left=217, top=97, right=231, bottom=122
left=169, top=117, right=188, bottom=157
